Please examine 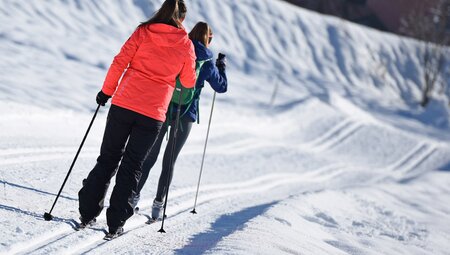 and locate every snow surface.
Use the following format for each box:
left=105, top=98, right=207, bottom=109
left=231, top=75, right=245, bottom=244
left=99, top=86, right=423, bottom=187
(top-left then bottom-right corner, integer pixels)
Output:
left=1, top=0, right=450, bottom=254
